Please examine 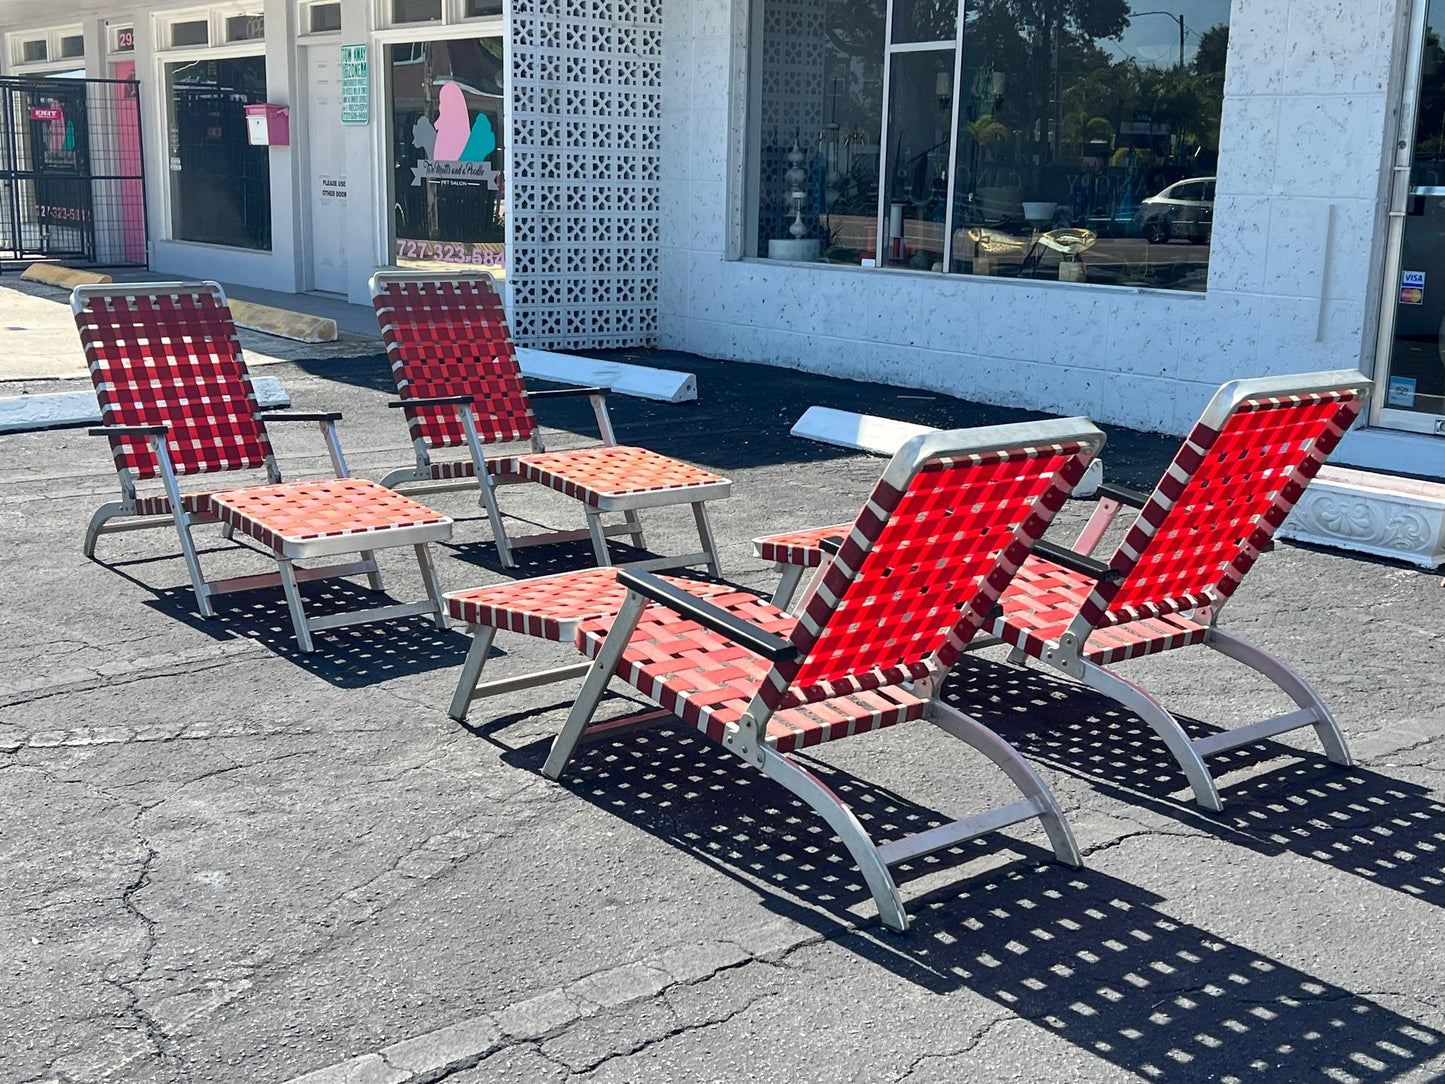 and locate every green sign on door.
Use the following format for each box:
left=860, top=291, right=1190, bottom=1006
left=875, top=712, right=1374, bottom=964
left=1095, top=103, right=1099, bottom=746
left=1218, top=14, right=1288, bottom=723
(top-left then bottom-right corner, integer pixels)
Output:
left=341, top=44, right=369, bottom=125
